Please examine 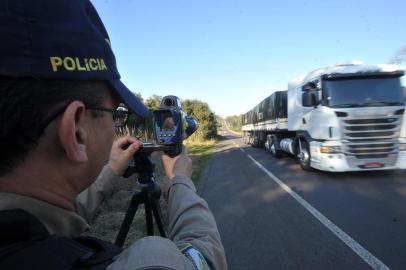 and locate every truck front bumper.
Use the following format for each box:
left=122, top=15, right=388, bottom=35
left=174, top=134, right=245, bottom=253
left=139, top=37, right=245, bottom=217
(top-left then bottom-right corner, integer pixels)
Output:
left=309, top=141, right=406, bottom=172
